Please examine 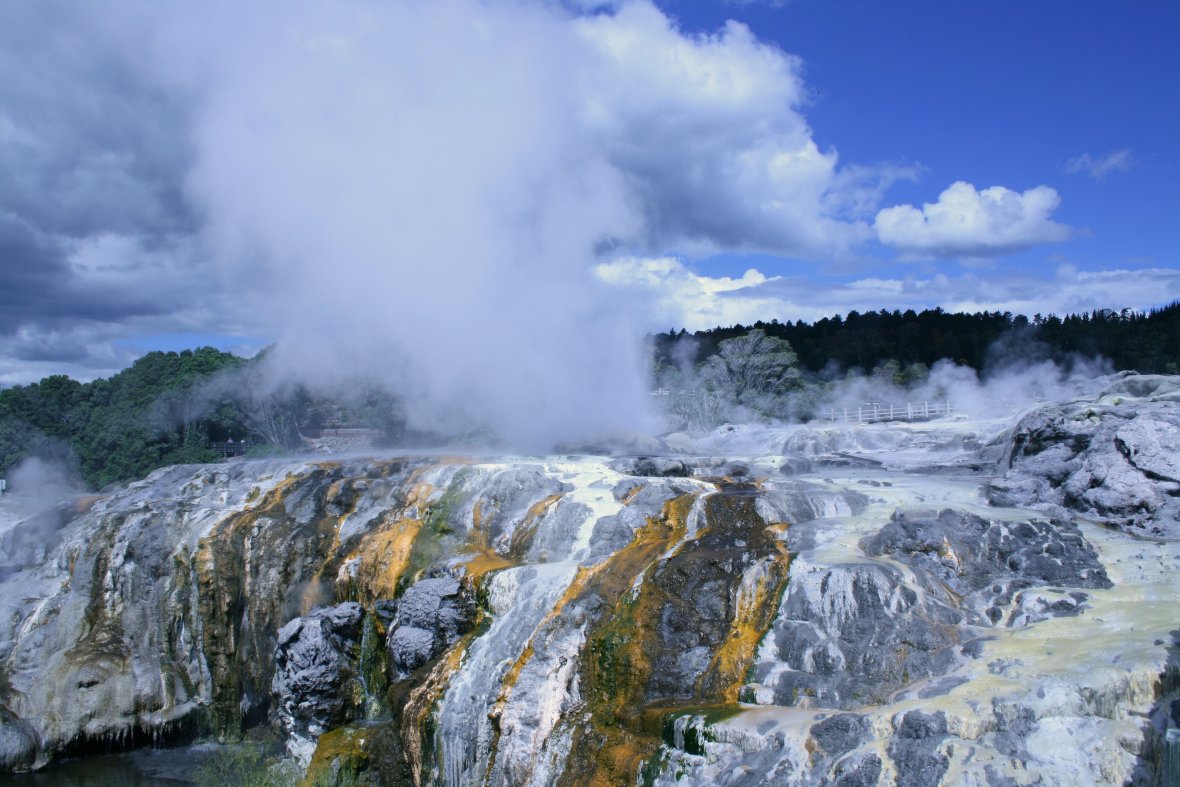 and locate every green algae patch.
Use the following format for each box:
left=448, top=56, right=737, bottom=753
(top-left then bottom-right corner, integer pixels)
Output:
left=560, top=494, right=695, bottom=786
left=422, top=468, right=471, bottom=536
left=303, top=725, right=371, bottom=787
left=654, top=704, right=743, bottom=755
